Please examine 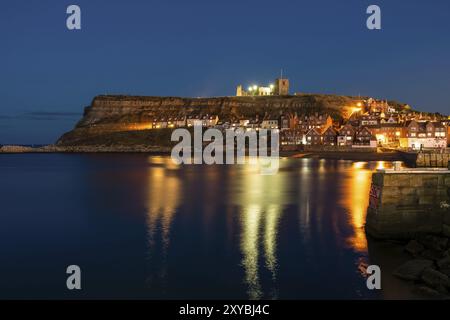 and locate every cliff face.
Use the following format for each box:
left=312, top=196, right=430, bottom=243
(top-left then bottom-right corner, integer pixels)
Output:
left=77, top=94, right=358, bottom=126
left=56, top=94, right=373, bottom=146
